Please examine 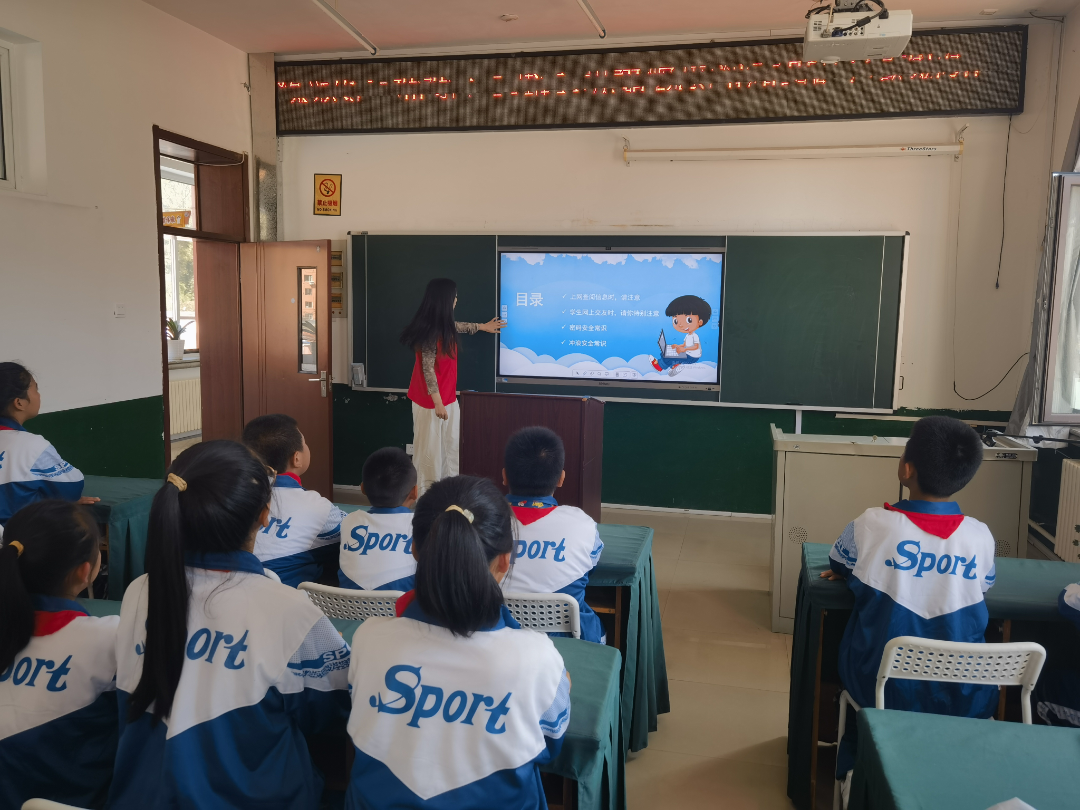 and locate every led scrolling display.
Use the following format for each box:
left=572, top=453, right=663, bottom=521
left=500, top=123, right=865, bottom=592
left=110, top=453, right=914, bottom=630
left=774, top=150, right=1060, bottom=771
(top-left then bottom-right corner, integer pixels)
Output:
left=275, top=27, right=1025, bottom=133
